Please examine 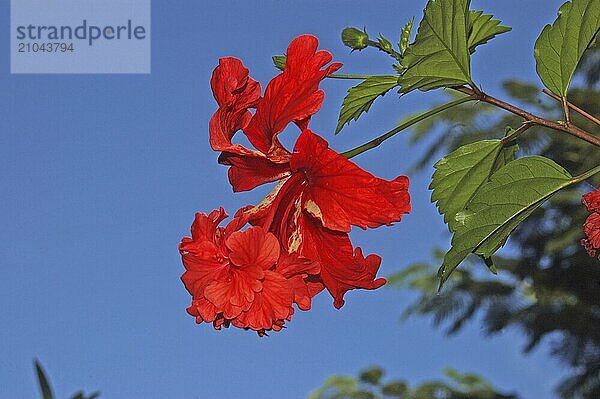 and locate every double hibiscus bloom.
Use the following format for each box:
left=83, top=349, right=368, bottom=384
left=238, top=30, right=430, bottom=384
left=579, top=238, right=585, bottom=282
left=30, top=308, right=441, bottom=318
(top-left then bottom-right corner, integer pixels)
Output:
left=179, top=35, right=411, bottom=336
